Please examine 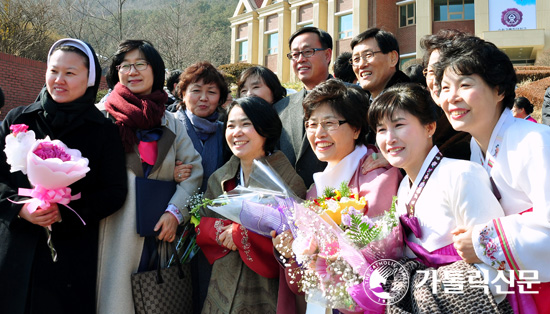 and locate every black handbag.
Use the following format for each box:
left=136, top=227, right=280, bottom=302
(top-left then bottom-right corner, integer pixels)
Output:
left=131, top=241, right=193, bottom=314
